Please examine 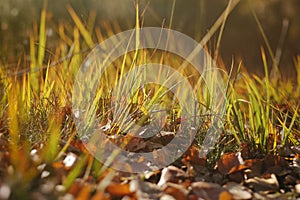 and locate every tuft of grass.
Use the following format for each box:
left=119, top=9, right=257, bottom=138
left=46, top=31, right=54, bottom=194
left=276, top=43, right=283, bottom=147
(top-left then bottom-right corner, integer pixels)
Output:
left=0, top=0, right=299, bottom=198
